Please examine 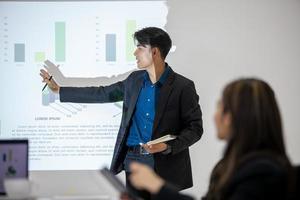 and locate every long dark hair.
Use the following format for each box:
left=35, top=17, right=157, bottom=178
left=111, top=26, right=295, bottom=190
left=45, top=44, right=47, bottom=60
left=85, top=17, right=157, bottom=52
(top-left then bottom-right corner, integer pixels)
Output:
left=205, top=78, right=292, bottom=199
